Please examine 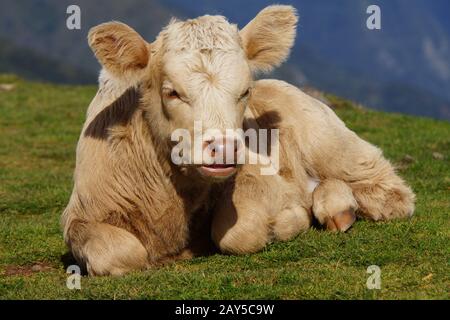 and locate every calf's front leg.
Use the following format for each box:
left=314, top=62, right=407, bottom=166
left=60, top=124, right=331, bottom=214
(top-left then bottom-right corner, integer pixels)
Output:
left=211, top=198, right=272, bottom=255
left=65, top=219, right=149, bottom=276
